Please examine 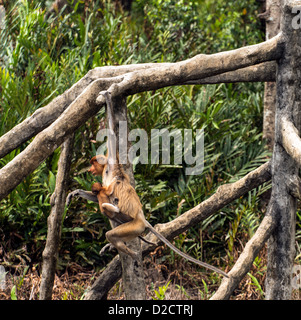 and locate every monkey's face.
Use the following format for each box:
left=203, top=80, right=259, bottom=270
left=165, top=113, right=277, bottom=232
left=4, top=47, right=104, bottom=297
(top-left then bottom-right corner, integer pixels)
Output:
left=89, top=155, right=107, bottom=176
